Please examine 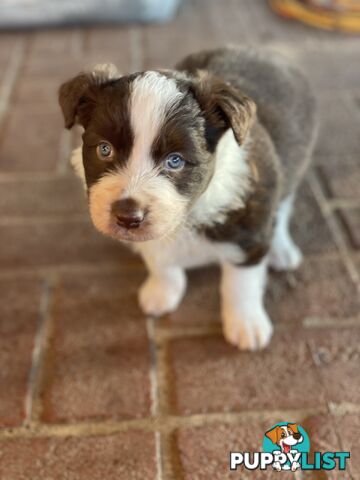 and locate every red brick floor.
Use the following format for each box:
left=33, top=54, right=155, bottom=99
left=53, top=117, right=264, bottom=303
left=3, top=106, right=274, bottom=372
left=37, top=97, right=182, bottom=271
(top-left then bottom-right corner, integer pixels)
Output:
left=0, top=0, right=359, bottom=478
